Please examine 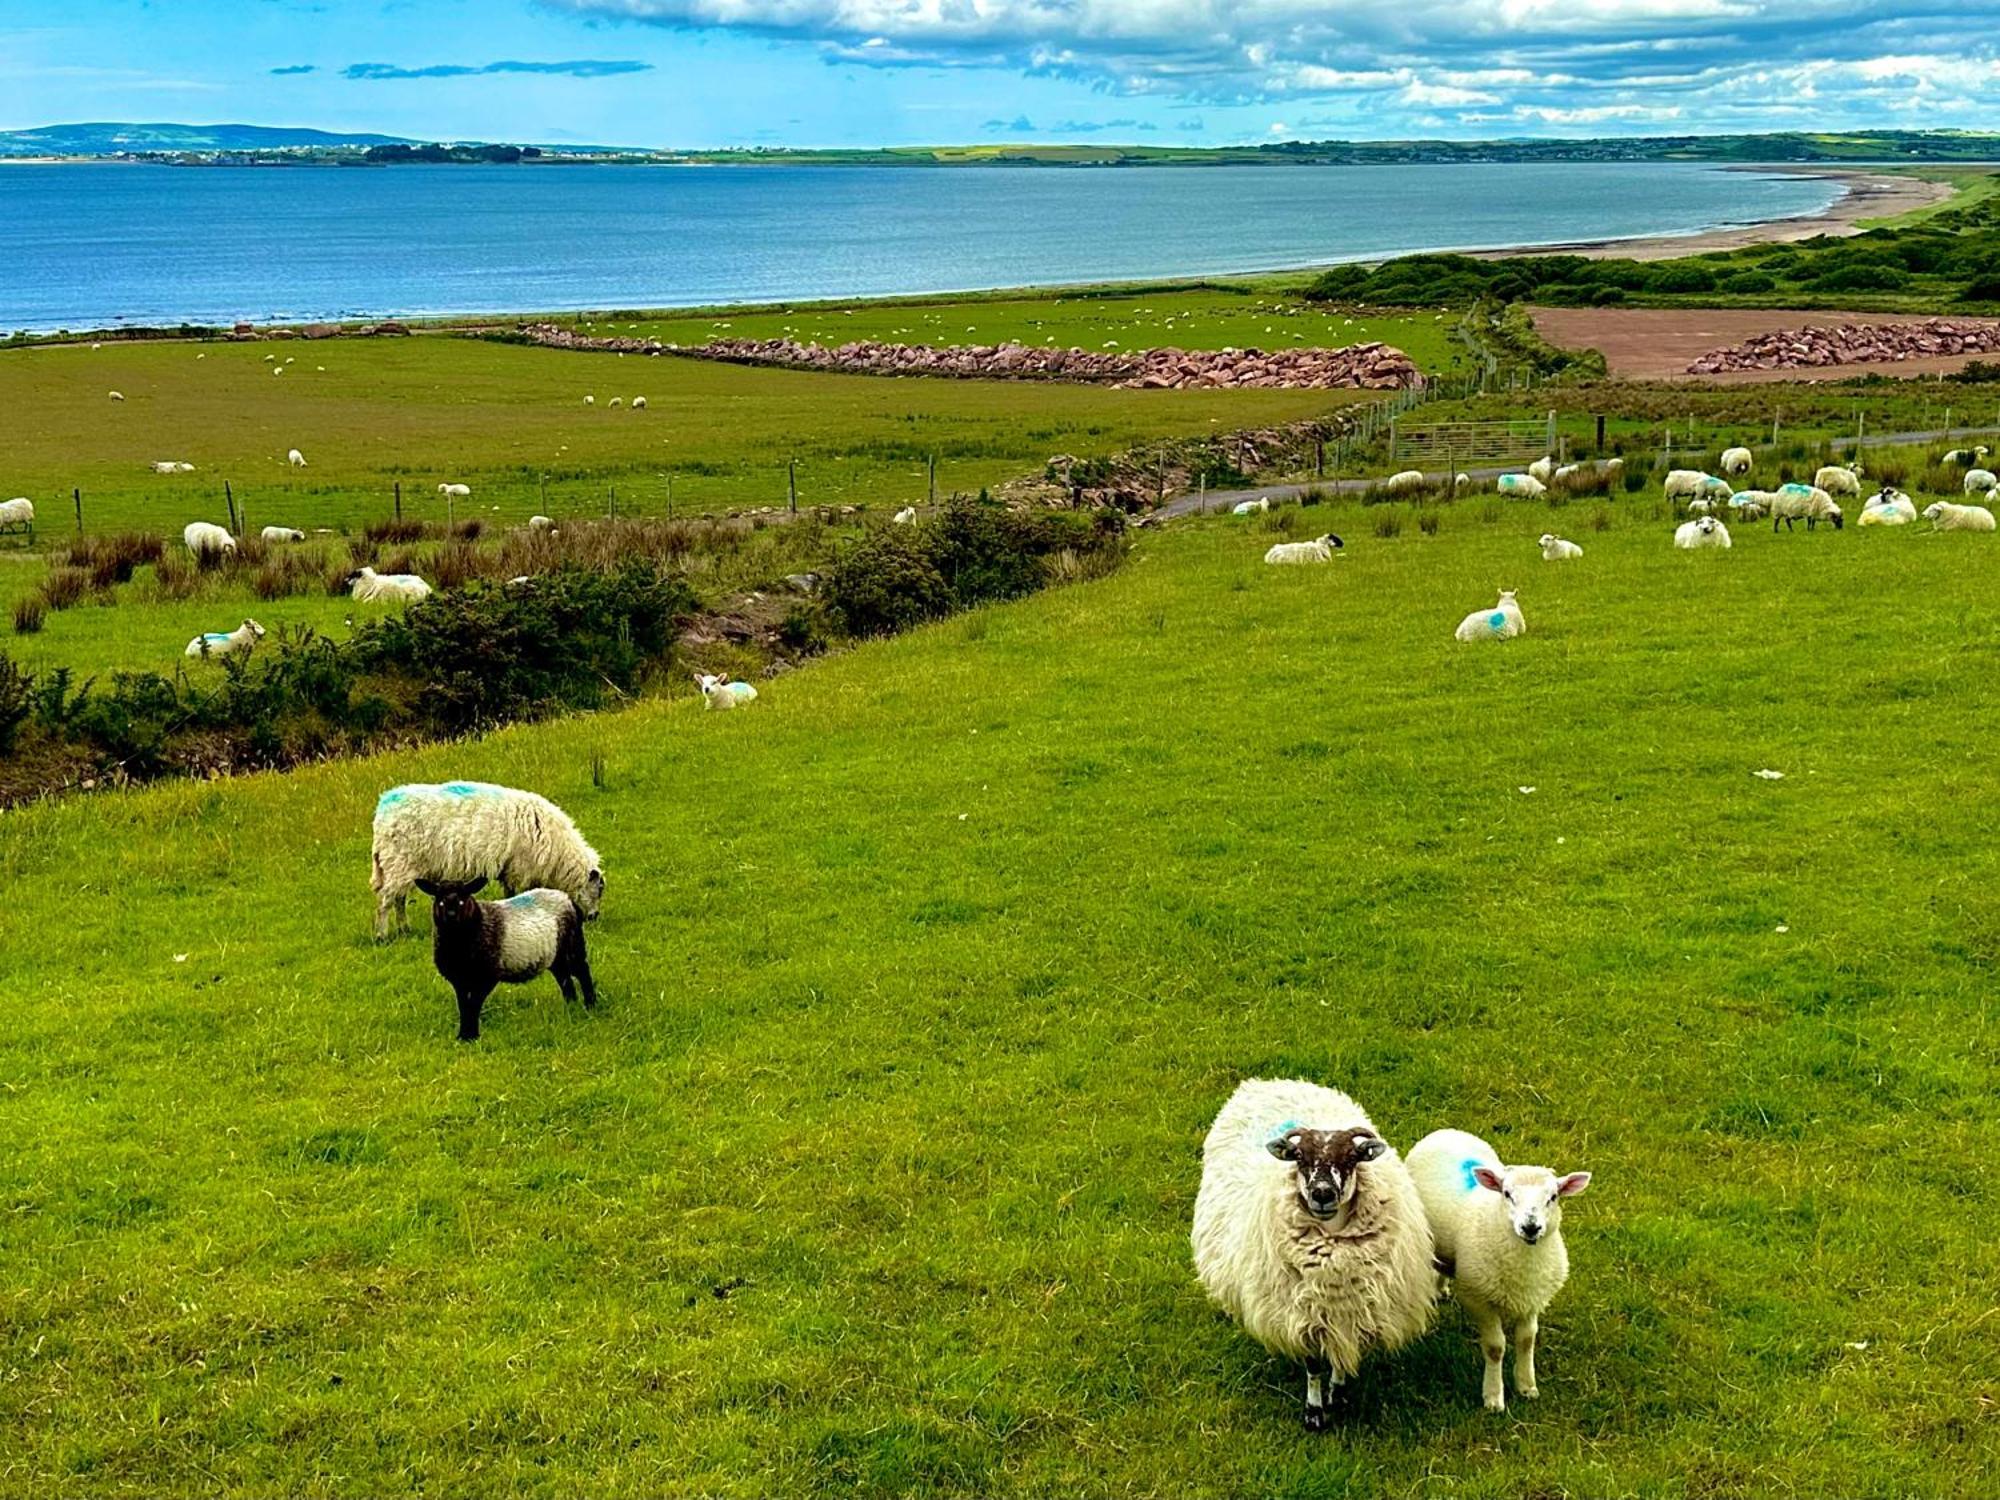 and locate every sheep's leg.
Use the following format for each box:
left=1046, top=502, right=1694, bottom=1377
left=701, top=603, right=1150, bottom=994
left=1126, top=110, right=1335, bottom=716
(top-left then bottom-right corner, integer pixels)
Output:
left=455, top=984, right=492, bottom=1043
left=559, top=927, right=599, bottom=1009
left=1514, top=1313, right=1541, bottom=1400
left=1302, top=1358, right=1334, bottom=1432
left=1475, top=1309, right=1508, bottom=1412
left=374, top=890, right=393, bottom=943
